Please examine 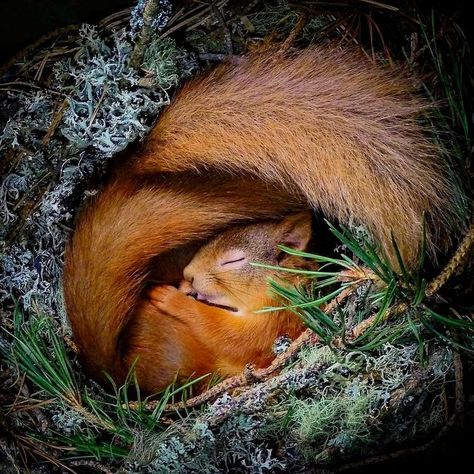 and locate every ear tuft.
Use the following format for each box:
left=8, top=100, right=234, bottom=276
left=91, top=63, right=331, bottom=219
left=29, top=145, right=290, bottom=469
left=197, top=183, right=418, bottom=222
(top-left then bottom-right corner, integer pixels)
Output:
left=277, top=211, right=313, bottom=251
